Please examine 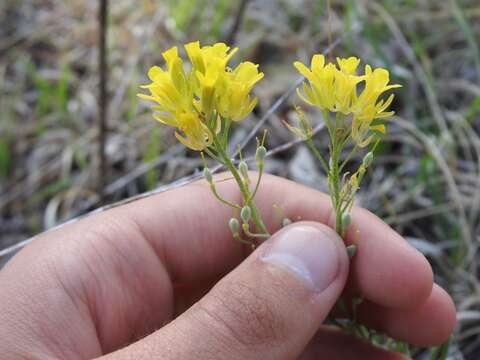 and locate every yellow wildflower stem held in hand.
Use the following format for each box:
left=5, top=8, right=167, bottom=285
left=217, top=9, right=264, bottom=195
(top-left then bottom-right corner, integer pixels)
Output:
left=288, top=53, right=402, bottom=342
left=290, top=54, right=401, bottom=238
left=138, top=41, right=269, bottom=245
